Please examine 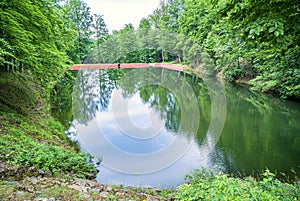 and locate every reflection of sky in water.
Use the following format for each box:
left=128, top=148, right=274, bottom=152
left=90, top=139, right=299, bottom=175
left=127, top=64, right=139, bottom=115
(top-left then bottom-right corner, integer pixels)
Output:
left=75, top=86, right=217, bottom=188
left=97, top=90, right=175, bottom=154
left=77, top=118, right=215, bottom=188
left=96, top=141, right=210, bottom=188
